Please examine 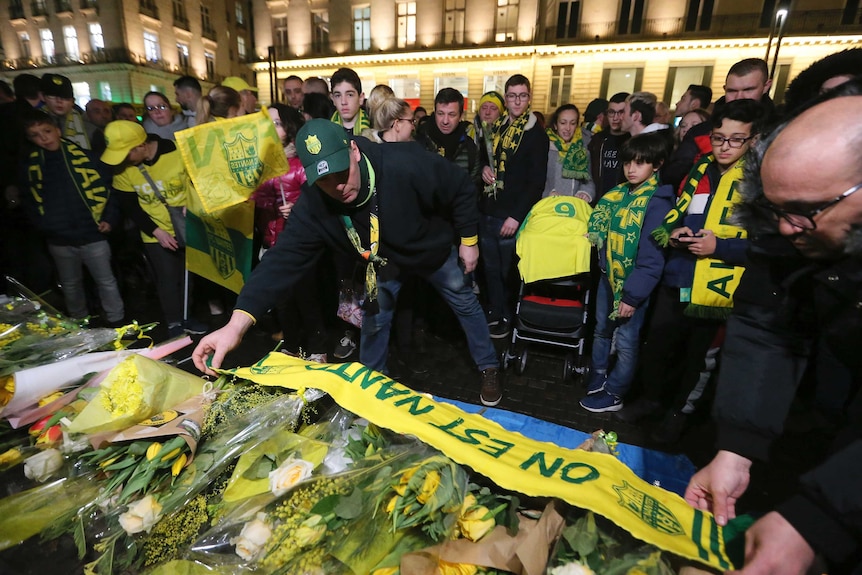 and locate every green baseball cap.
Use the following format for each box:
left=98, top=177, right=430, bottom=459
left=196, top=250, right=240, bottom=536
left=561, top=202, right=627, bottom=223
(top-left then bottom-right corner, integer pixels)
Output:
left=296, top=119, right=351, bottom=186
